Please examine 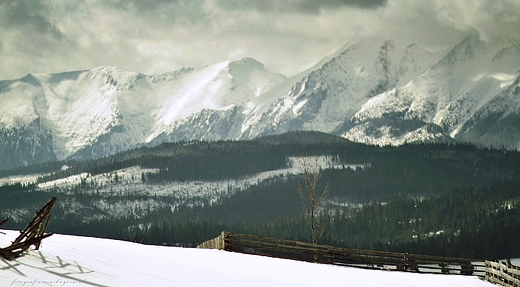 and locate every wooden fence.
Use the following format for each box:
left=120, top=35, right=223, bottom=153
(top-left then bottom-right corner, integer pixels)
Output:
left=486, top=260, right=520, bottom=287
left=198, top=231, right=486, bottom=277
